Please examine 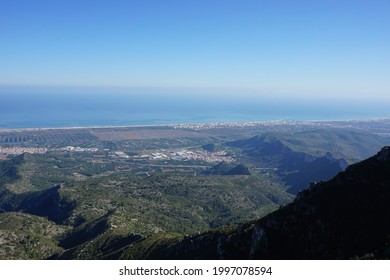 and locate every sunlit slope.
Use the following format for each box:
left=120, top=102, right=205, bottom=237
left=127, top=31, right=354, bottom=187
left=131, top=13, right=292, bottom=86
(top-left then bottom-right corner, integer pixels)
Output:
left=126, top=147, right=390, bottom=259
